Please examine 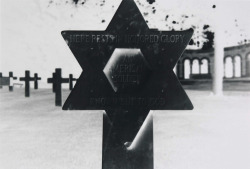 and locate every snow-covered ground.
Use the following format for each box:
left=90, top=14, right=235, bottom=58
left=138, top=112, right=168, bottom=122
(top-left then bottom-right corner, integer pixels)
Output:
left=0, top=88, right=250, bottom=169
